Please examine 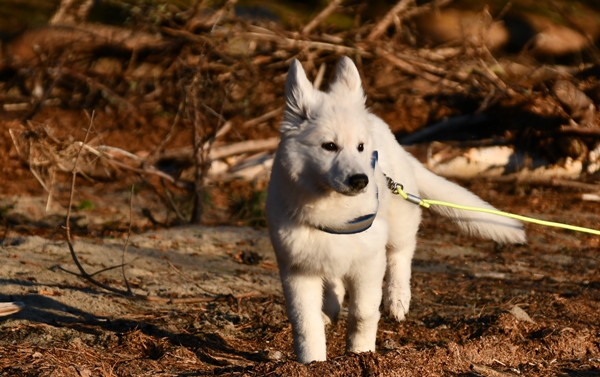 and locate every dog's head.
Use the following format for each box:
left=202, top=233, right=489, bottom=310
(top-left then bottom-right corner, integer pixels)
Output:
left=278, top=56, right=375, bottom=196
